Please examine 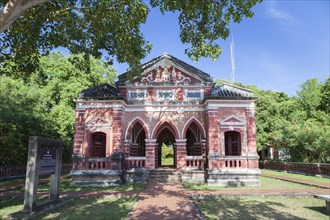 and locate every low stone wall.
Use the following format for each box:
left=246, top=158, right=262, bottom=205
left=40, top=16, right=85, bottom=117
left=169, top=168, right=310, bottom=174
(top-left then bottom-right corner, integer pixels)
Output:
left=125, top=168, right=149, bottom=183
left=259, top=161, right=330, bottom=176
left=181, top=169, right=206, bottom=184
left=0, top=164, right=72, bottom=180
left=207, top=168, right=261, bottom=186
left=70, top=169, right=124, bottom=186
